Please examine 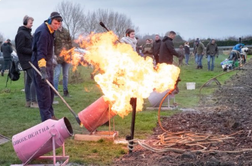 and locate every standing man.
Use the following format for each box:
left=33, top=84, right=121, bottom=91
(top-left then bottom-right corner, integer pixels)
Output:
left=184, top=42, right=190, bottom=65
left=54, top=22, right=72, bottom=97
left=159, top=31, right=180, bottom=65
left=159, top=31, right=181, bottom=93
left=195, top=39, right=205, bottom=69
left=15, top=15, right=38, bottom=108
left=1, top=39, right=13, bottom=76
left=152, top=34, right=161, bottom=65
left=31, top=12, right=63, bottom=121
left=206, top=39, right=218, bottom=71
left=142, top=39, right=153, bottom=60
